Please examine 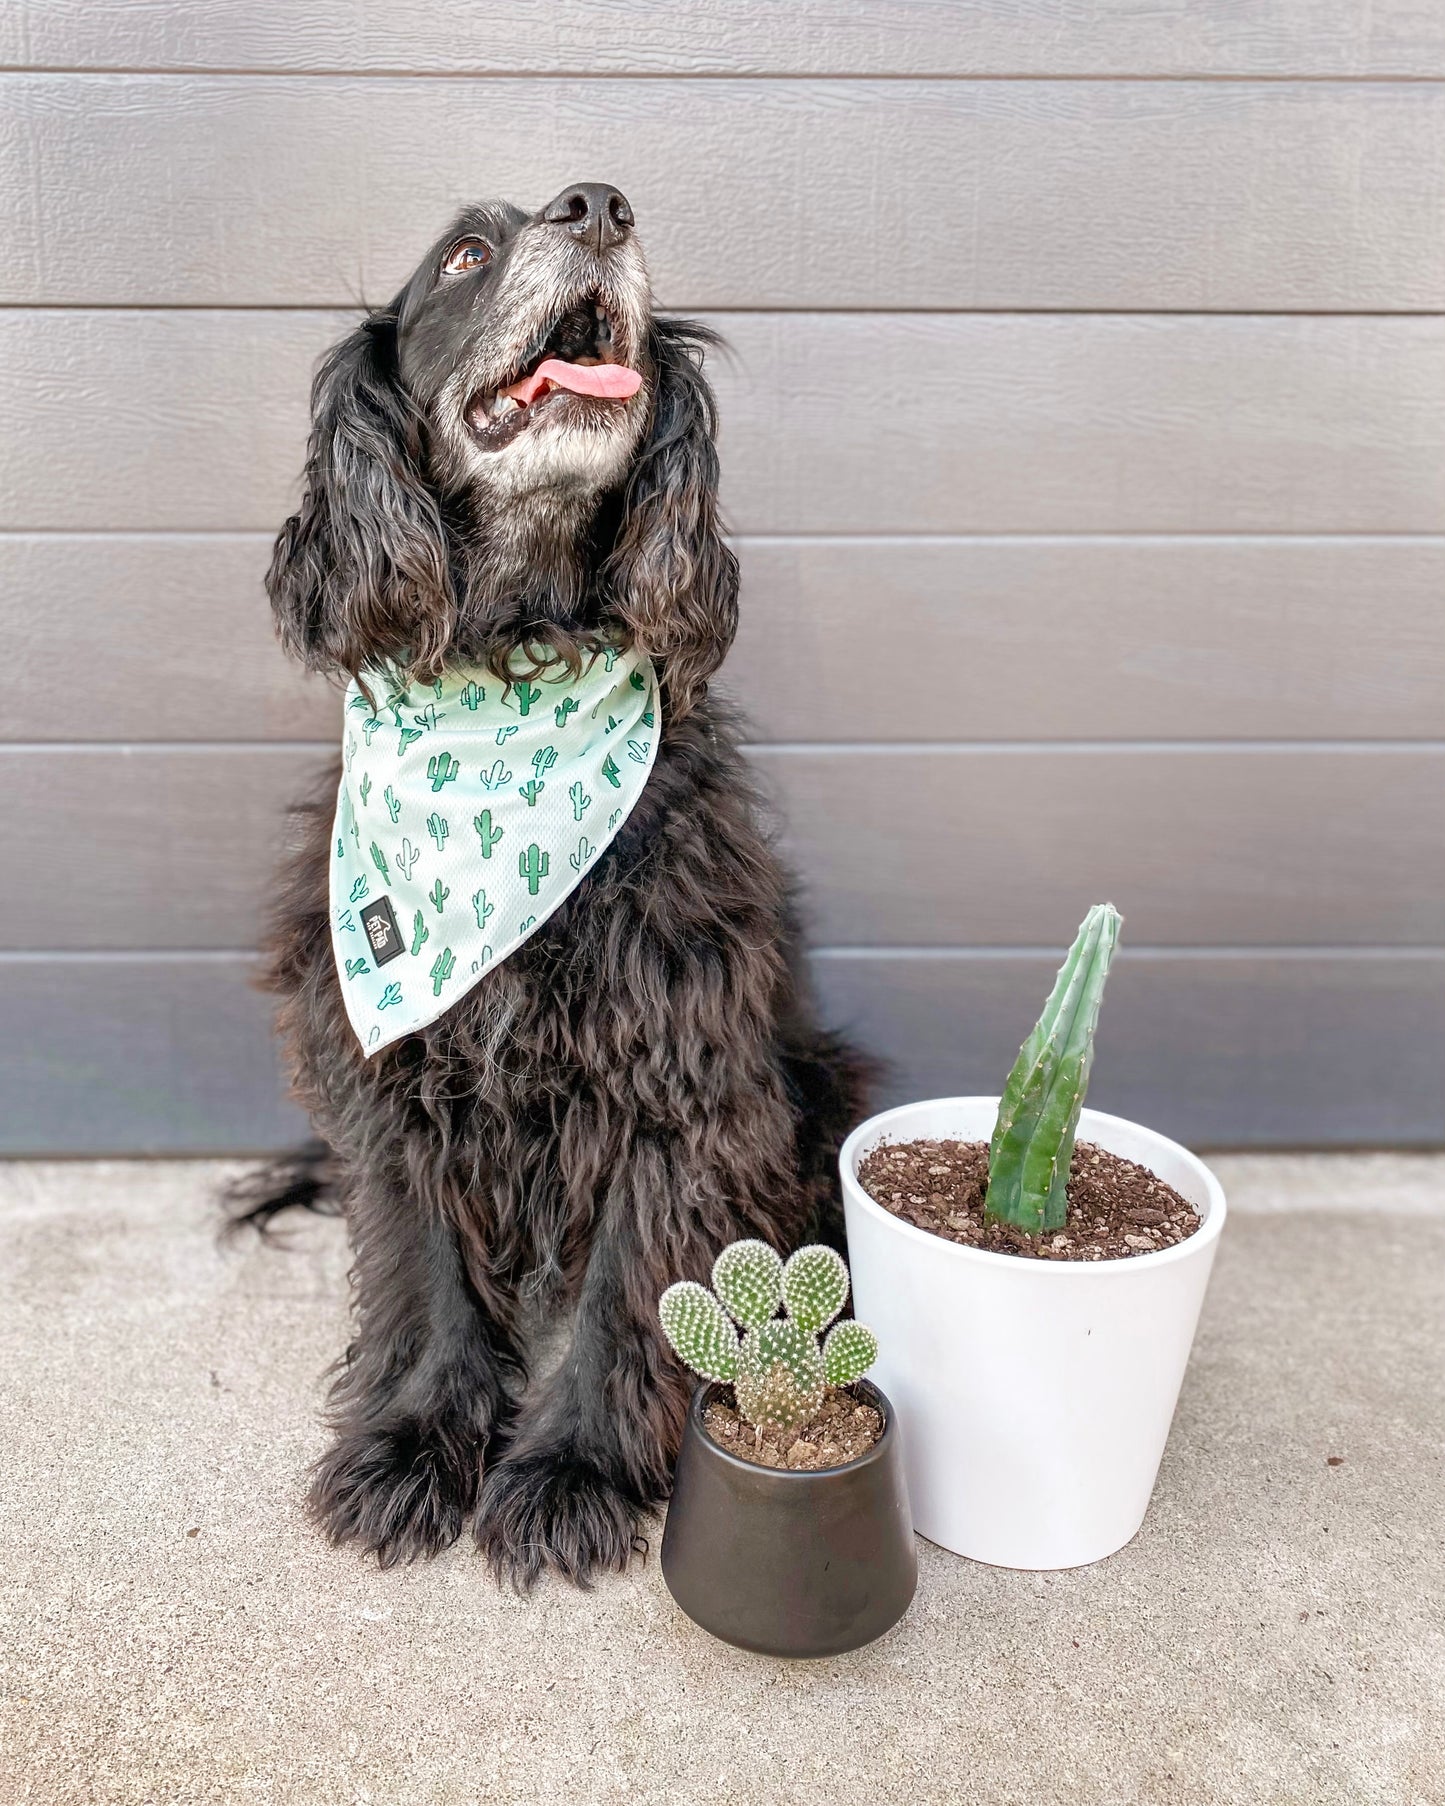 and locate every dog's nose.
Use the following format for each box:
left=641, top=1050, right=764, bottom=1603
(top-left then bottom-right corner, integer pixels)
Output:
left=542, top=183, right=635, bottom=254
